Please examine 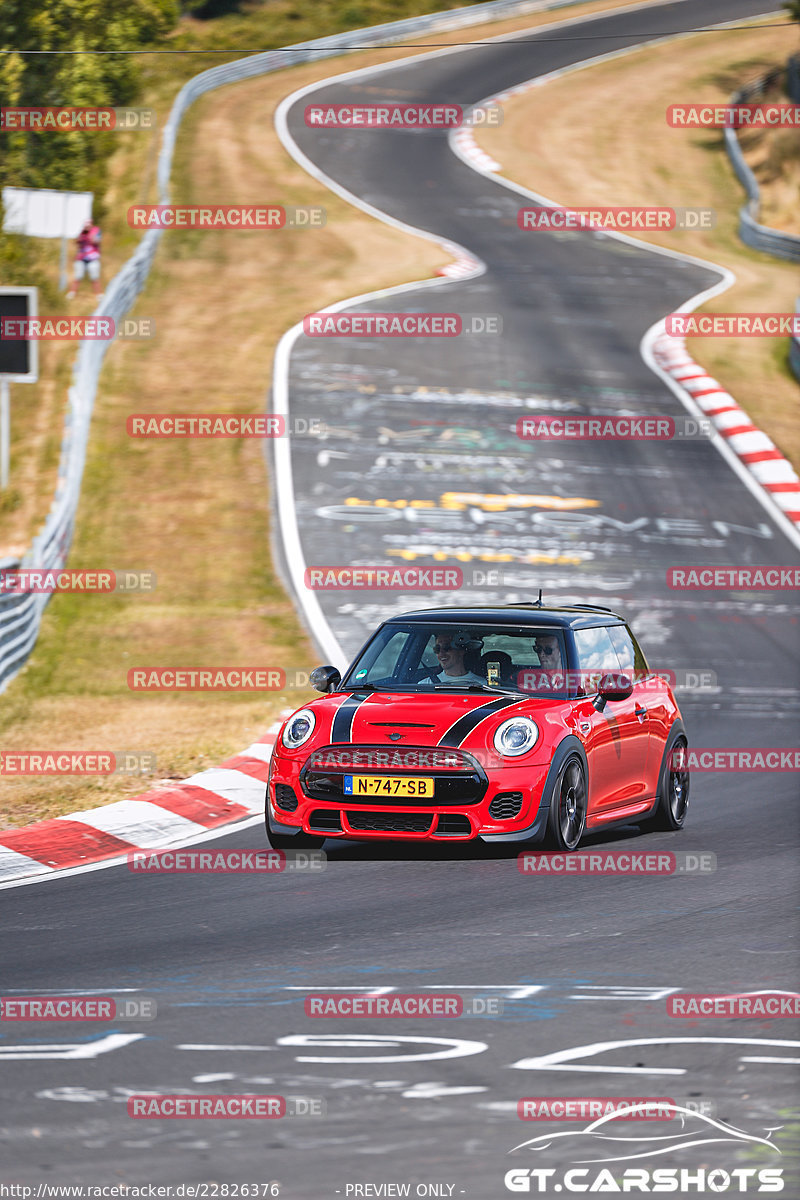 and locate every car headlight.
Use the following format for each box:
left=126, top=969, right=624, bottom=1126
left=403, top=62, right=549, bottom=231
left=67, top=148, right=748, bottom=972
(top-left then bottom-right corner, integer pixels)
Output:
left=282, top=709, right=316, bottom=749
left=493, top=716, right=539, bottom=757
